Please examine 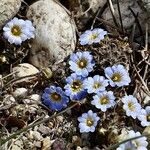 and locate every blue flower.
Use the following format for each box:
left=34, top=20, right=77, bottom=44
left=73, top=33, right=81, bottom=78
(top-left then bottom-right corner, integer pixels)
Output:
left=64, top=73, right=87, bottom=101
left=3, top=17, right=35, bottom=45
left=78, top=110, right=100, bottom=133
left=104, top=64, right=131, bottom=87
left=79, top=28, right=107, bottom=45
left=122, top=95, right=141, bottom=119
left=138, top=106, right=150, bottom=127
left=83, top=75, right=108, bottom=94
left=69, top=51, right=95, bottom=77
left=42, top=86, right=69, bottom=111
left=91, top=91, right=116, bottom=112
